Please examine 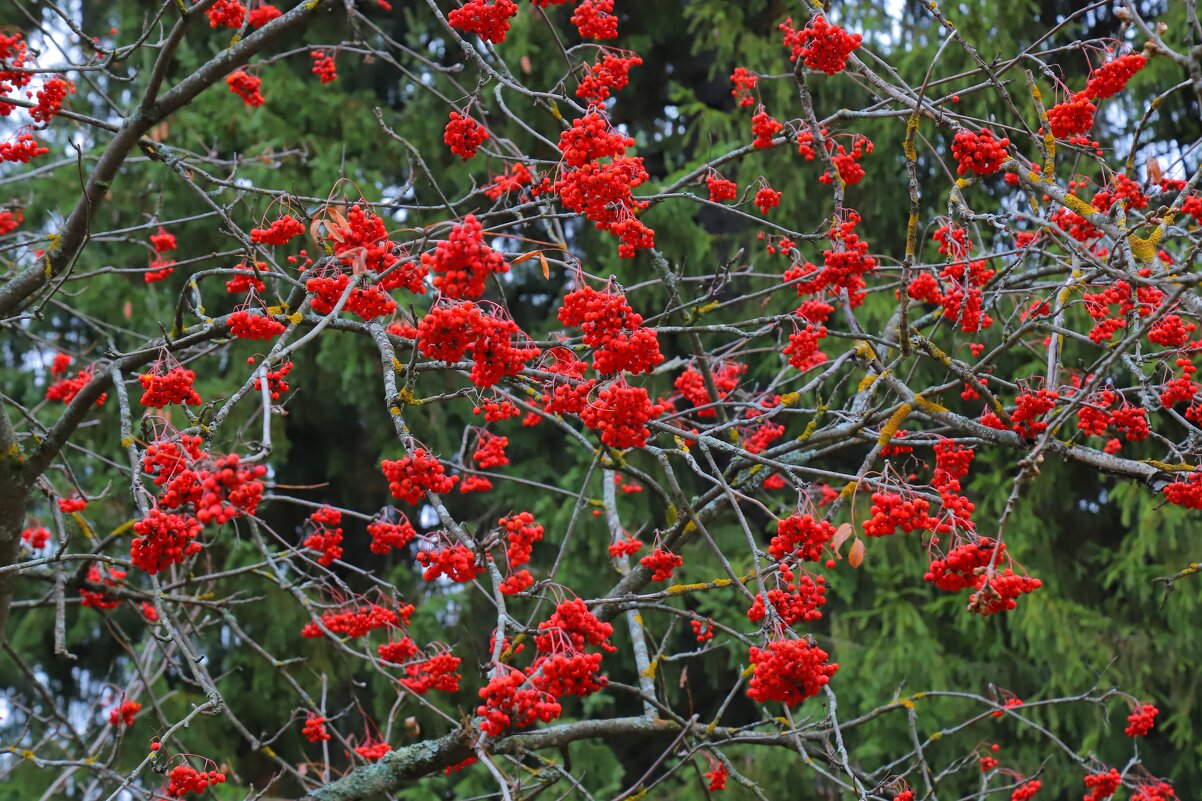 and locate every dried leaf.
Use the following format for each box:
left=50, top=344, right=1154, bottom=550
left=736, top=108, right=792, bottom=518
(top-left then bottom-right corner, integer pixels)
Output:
left=122, top=301, right=133, bottom=320
left=678, top=665, right=688, bottom=688
left=404, top=716, right=420, bottom=738
left=848, top=537, right=865, bottom=569
left=539, top=251, right=550, bottom=279
left=520, top=55, right=532, bottom=74
left=1147, top=158, right=1163, bottom=184
left=511, top=250, right=540, bottom=265
left=831, top=522, right=854, bottom=555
